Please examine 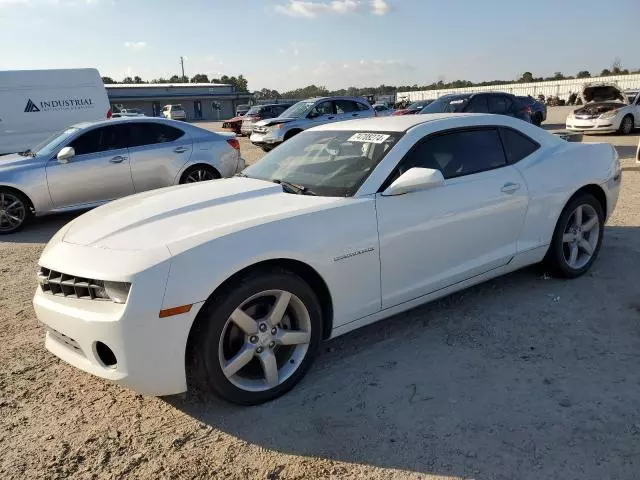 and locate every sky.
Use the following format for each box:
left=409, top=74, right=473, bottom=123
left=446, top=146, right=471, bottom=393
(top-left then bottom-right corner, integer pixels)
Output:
left=0, top=0, right=638, bottom=92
